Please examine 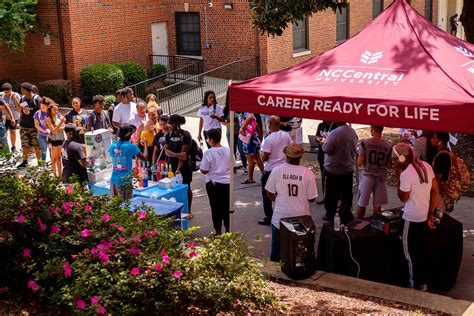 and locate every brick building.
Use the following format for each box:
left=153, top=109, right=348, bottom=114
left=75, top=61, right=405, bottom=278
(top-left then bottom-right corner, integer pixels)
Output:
left=0, top=0, right=437, bottom=96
